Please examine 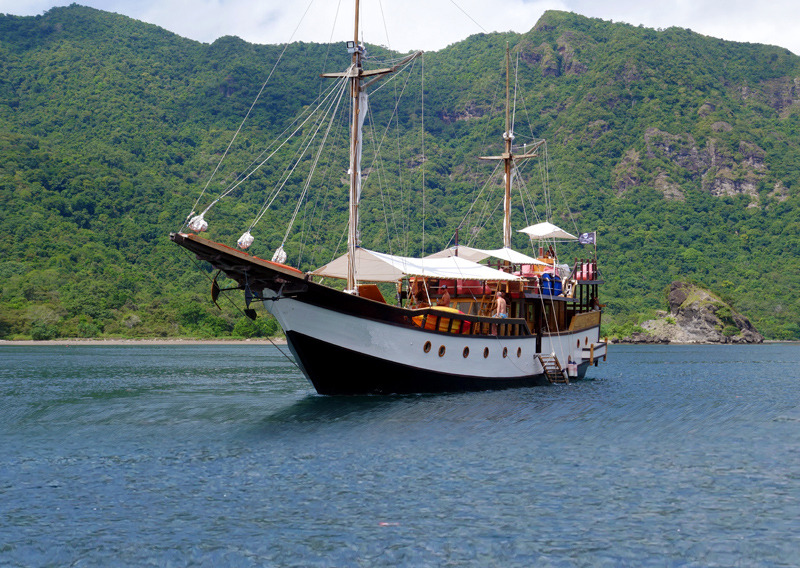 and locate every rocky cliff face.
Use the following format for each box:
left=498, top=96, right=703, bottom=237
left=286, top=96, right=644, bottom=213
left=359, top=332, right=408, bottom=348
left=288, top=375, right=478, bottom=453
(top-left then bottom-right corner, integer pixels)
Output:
left=624, top=281, right=764, bottom=344
left=613, top=128, right=770, bottom=202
